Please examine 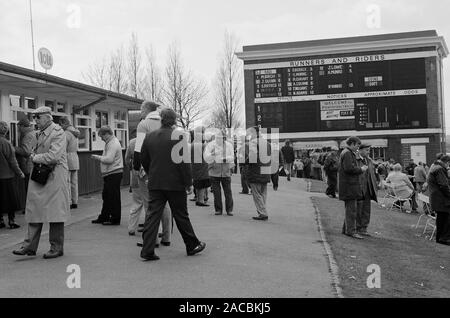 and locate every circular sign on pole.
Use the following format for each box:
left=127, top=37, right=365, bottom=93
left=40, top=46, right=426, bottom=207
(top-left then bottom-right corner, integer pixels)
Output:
left=37, top=47, right=53, bottom=71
